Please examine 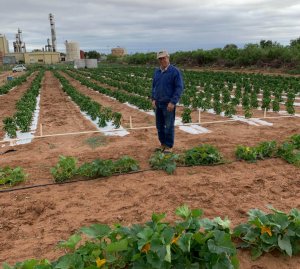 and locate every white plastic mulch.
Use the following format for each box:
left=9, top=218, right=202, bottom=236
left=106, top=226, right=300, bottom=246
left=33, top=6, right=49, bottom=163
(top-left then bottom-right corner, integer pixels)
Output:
left=80, top=111, right=129, bottom=137
left=206, top=109, right=273, bottom=126
left=175, top=117, right=211, bottom=134
left=123, top=103, right=210, bottom=134
left=4, top=95, right=41, bottom=145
